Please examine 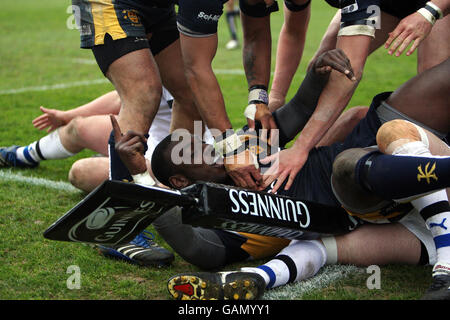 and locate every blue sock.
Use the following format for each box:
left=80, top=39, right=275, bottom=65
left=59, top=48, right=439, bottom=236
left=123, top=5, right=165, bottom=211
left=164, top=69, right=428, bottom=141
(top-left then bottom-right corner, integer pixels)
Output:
left=357, top=152, right=450, bottom=200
